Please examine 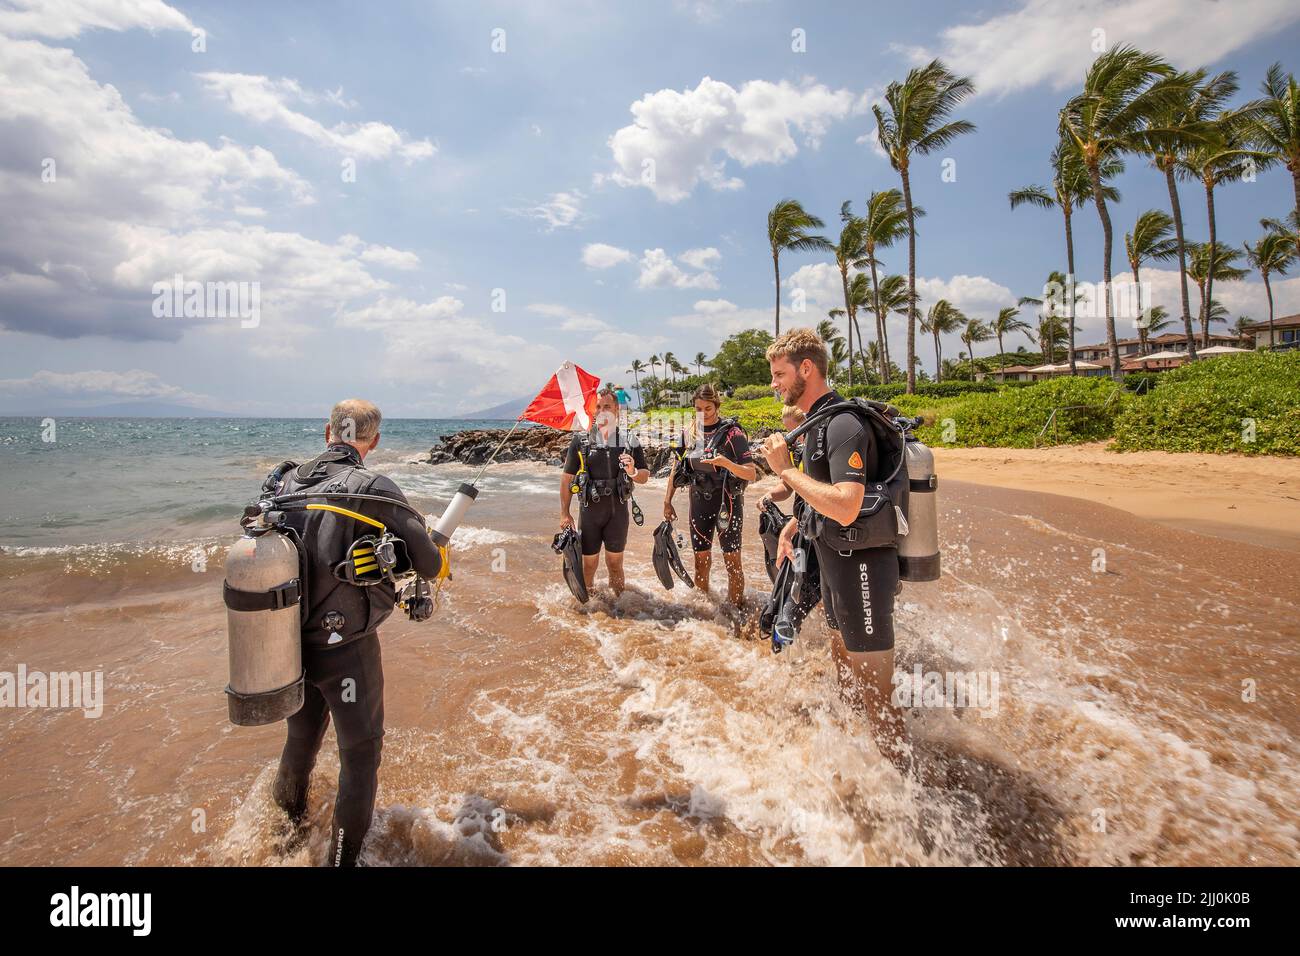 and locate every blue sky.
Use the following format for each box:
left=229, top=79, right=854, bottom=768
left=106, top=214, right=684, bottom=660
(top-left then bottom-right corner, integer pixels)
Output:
left=1, top=0, right=1298, bottom=417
